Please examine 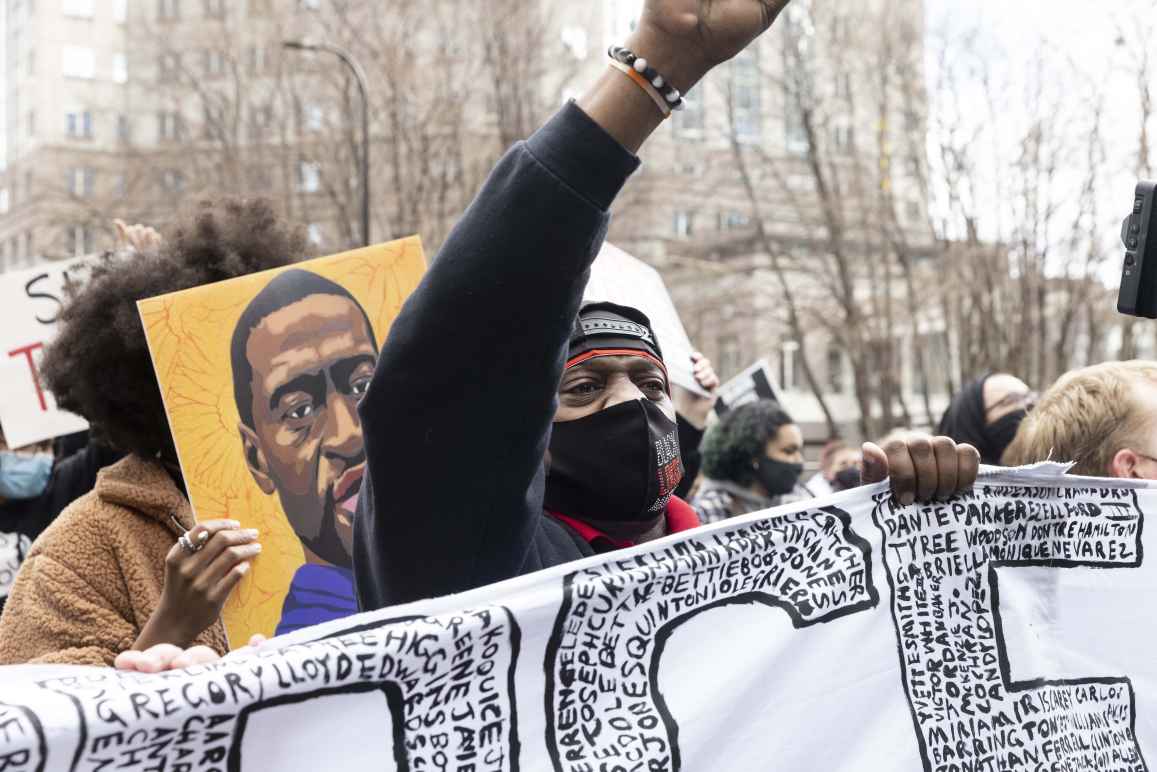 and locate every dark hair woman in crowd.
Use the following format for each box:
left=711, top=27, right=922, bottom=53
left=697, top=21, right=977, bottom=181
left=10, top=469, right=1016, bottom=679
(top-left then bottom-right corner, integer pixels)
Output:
left=937, top=373, right=1035, bottom=467
left=0, top=199, right=301, bottom=666
left=693, top=400, right=809, bottom=523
